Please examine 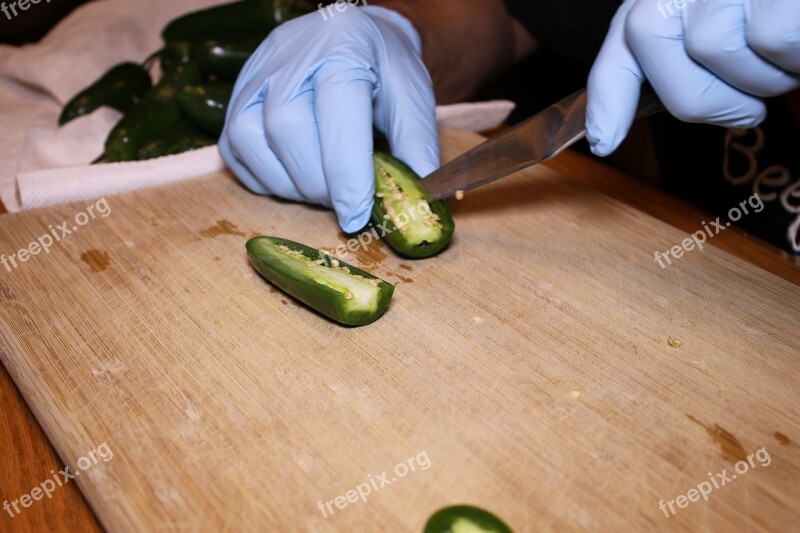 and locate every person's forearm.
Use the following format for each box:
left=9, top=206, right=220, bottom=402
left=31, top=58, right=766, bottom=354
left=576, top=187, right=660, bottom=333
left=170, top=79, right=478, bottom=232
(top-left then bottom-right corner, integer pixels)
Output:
left=371, top=0, right=536, bottom=103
